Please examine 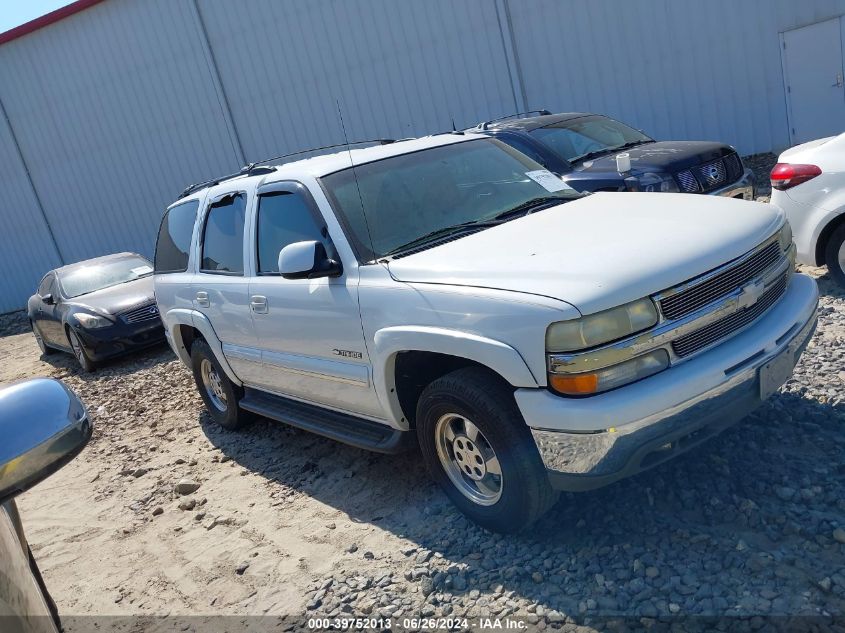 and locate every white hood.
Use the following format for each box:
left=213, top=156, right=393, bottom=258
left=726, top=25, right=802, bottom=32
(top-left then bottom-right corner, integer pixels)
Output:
left=386, top=192, right=784, bottom=316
